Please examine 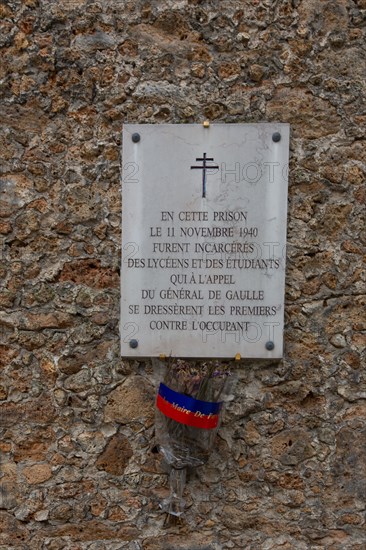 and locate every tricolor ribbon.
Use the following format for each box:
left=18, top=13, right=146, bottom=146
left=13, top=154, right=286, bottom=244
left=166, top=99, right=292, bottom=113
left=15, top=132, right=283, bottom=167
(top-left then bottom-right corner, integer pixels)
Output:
left=156, top=383, right=223, bottom=430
